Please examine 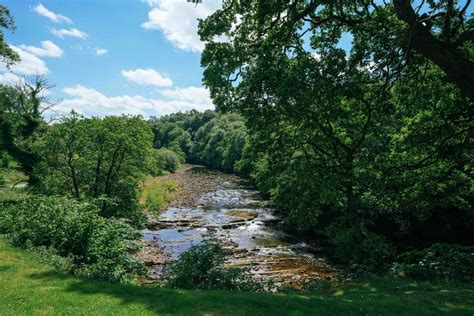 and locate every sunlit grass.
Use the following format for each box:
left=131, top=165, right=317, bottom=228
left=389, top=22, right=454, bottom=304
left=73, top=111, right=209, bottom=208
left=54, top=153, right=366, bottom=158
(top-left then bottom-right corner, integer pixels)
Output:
left=140, top=178, right=177, bottom=212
